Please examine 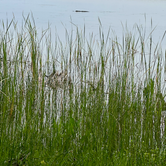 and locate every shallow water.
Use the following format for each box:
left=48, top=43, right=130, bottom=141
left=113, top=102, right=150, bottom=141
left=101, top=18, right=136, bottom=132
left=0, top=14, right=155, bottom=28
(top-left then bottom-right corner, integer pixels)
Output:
left=1, top=0, right=166, bottom=42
